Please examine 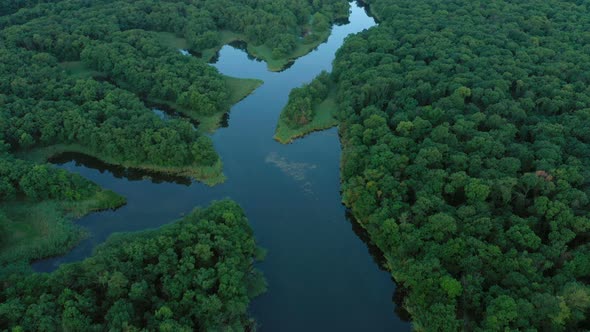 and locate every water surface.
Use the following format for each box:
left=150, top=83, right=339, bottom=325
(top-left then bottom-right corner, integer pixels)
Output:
left=33, top=3, right=411, bottom=331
